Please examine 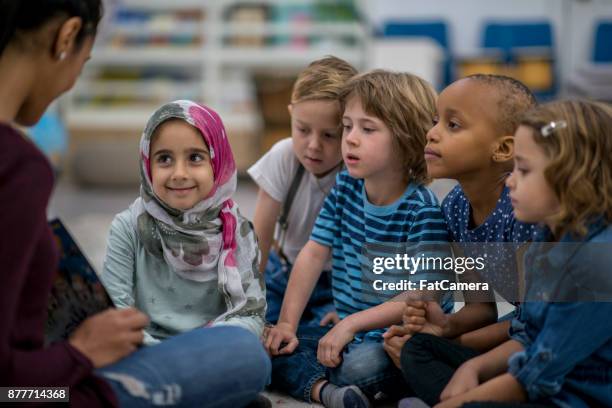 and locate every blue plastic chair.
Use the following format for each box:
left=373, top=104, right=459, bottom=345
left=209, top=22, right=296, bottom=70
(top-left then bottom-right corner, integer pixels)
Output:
left=481, top=21, right=556, bottom=99
left=483, top=22, right=553, bottom=55
left=382, top=21, right=453, bottom=87
left=593, top=21, right=612, bottom=63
